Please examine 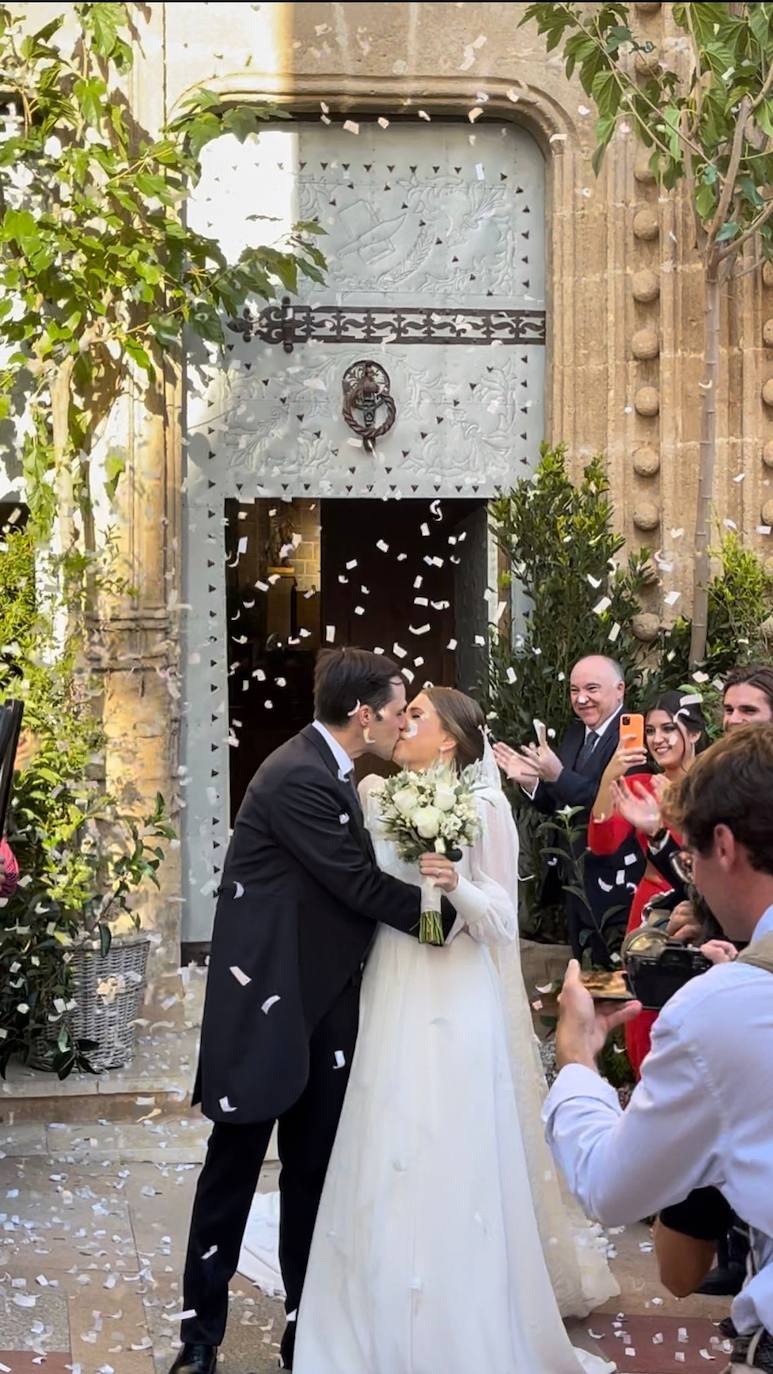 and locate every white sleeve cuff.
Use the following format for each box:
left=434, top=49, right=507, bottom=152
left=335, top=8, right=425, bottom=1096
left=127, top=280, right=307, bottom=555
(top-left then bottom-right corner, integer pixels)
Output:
left=448, top=874, right=490, bottom=926
left=543, top=1063, right=622, bottom=1127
